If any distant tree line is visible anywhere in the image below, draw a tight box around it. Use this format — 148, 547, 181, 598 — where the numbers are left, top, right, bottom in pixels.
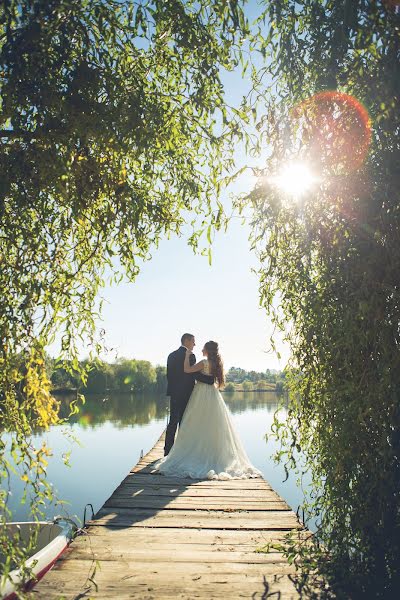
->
11, 352, 285, 396
50, 357, 167, 394
224, 366, 286, 393
51, 359, 286, 394
225, 366, 280, 383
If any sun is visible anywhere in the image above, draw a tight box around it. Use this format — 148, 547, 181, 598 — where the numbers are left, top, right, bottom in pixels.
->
269, 162, 318, 199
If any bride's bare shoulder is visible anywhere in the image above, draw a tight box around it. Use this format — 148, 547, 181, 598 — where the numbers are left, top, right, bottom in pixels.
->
202, 358, 210, 374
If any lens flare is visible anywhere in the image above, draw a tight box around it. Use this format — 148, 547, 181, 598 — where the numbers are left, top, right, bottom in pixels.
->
269, 162, 318, 199
291, 91, 372, 175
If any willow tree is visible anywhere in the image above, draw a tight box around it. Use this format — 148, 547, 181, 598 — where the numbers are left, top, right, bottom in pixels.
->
0, 0, 249, 588
247, 1, 400, 597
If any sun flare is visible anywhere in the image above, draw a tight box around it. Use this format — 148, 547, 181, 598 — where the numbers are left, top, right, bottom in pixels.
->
269, 162, 318, 199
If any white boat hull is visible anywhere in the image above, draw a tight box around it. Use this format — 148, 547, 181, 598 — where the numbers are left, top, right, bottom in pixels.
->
1, 519, 76, 599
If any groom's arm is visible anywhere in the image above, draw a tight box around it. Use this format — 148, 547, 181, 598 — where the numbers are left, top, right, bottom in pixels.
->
195, 372, 214, 385
190, 354, 214, 385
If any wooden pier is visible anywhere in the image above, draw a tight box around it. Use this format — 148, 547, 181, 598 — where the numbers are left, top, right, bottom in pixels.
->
34, 432, 305, 599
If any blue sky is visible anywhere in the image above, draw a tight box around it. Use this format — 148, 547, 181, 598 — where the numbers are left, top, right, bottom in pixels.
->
97, 206, 290, 372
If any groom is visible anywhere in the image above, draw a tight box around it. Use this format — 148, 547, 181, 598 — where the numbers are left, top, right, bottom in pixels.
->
164, 333, 214, 456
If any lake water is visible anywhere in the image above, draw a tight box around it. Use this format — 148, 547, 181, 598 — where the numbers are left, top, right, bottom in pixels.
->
5, 391, 311, 527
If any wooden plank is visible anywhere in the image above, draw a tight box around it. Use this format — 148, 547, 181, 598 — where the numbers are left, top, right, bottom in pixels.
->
58, 543, 290, 564
108, 490, 284, 501
104, 494, 288, 511
35, 577, 300, 600
85, 525, 306, 546
82, 525, 309, 546
90, 507, 300, 530
34, 559, 302, 596
35, 556, 298, 580
112, 485, 278, 498
50, 557, 297, 576
124, 473, 272, 489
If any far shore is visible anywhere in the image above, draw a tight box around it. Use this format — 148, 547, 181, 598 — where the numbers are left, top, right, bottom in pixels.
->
52, 385, 279, 395
222, 387, 277, 393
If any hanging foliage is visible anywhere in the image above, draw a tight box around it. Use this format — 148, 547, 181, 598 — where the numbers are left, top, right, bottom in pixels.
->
0, 0, 249, 591
244, 1, 400, 597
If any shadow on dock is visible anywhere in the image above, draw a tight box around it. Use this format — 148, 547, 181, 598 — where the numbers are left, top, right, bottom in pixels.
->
93, 456, 197, 528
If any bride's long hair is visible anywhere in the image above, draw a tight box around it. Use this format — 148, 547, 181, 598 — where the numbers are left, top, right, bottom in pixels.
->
204, 341, 225, 388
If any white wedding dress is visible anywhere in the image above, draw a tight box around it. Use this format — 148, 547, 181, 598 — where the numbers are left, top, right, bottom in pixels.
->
155, 360, 262, 480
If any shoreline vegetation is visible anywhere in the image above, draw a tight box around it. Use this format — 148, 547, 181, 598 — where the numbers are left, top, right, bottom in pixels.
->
46, 356, 285, 395
222, 383, 279, 393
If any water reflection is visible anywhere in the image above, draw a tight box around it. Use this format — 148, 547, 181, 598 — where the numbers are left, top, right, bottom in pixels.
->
224, 391, 284, 414
58, 392, 170, 429
56, 390, 283, 428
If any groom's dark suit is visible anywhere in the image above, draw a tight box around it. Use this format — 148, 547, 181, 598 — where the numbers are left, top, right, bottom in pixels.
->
164, 346, 214, 456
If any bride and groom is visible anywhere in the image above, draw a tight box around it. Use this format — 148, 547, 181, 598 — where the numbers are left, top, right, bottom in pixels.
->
156, 333, 261, 480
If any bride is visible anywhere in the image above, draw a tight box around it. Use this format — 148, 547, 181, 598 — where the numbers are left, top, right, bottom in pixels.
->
155, 341, 261, 480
